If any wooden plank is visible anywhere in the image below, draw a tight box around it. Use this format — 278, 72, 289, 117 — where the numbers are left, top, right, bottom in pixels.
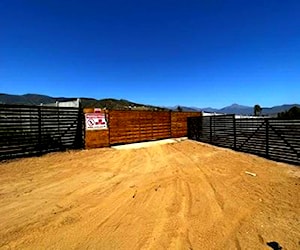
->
189, 115, 300, 165
1, 103, 83, 159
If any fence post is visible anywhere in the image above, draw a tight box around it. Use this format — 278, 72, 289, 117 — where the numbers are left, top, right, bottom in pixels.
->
198, 116, 202, 141
38, 106, 42, 154
210, 116, 212, 144
266, 119, 269, 158
233, 115, 236, 150
187, 117, 190, 139
169, 110, 172, 138
58, 106, 61, 149
79, 107, 85, 148
107, 110, 110, 147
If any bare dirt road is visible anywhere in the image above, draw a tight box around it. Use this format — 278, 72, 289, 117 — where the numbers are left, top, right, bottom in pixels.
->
0, 140, 299, 249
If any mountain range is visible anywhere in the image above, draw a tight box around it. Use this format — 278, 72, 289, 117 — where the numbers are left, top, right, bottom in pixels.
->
0, 93, 167, 111
174, 103, 300, 115
0, 93, 299, 115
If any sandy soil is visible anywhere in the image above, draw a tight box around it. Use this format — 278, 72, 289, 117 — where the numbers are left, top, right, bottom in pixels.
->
0, 140, 299, 250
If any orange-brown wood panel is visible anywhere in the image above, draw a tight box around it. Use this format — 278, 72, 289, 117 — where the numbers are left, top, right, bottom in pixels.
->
109, 110, 171, 145
84, 108, 110, 148
85, 130, 109, 148
84, 110, 200, 147
171, 112, 201, 137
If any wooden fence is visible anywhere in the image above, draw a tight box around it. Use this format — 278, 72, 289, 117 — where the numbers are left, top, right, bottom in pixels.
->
0, 104, 84, 160
85, 110, 201, 148
109, 110, 170, 145
187, 115, 300, 165
171, 112, 199, 138
109, 111, 201, 145
0, 105, 201, 158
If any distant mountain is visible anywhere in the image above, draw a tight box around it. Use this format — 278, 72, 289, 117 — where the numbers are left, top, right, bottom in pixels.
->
1, 93, 298, 115
261, 104, 300, 115
199, 107, 219, 113
0, 93, 55, 105
0, 93, 168, 111
200, 103, 300, 115
80, 98, 167, 110
219, 104, 253, 115
168, 106, 200, 112
164, 103, 300, 115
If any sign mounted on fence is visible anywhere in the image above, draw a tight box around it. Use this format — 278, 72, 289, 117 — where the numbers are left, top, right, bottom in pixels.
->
85, 112, 108, 130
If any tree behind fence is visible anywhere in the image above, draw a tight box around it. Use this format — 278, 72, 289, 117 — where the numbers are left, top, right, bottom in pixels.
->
188, 115, 300, 165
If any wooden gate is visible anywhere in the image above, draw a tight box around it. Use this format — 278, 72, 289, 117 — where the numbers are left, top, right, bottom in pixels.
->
187, 115, 300, 165
0, 104, 84, 159
109, 110, 171, 145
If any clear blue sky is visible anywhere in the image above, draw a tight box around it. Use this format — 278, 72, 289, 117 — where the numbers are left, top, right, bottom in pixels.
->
0, 0, 299, 108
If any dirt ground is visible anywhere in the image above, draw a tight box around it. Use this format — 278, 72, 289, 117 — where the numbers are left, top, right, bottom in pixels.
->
0, 140, 299, 250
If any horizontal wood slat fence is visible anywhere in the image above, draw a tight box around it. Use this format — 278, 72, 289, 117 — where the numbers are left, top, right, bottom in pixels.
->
108, 110, 200, 145
187, 115, 300, 165
109, 110, 170, 145
0, 104, 84, 160
84, 110, 201, 148
1, 104, 201, 159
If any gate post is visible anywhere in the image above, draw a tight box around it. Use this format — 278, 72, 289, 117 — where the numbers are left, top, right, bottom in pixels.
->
210, 116, 212, 144
75, 106, 84, 149
266, 119, 269, 158
38, 106, 42, 154
187, 117, 191, 139
233, 115, 236, 150
169, 110, 172, 138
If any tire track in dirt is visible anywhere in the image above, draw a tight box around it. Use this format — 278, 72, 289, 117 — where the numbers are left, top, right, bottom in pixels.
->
0, 140, 299, 249
168, 179, 193, 250
0, 150, 138, 248
166, 143, 225, 213
138, 177, 193, 250
55, 147, 176, 249
137, 145, 195, 249
164, 142, 257, 249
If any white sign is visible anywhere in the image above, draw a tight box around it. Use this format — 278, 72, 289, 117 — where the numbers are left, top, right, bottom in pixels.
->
85, 113, 108, 130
